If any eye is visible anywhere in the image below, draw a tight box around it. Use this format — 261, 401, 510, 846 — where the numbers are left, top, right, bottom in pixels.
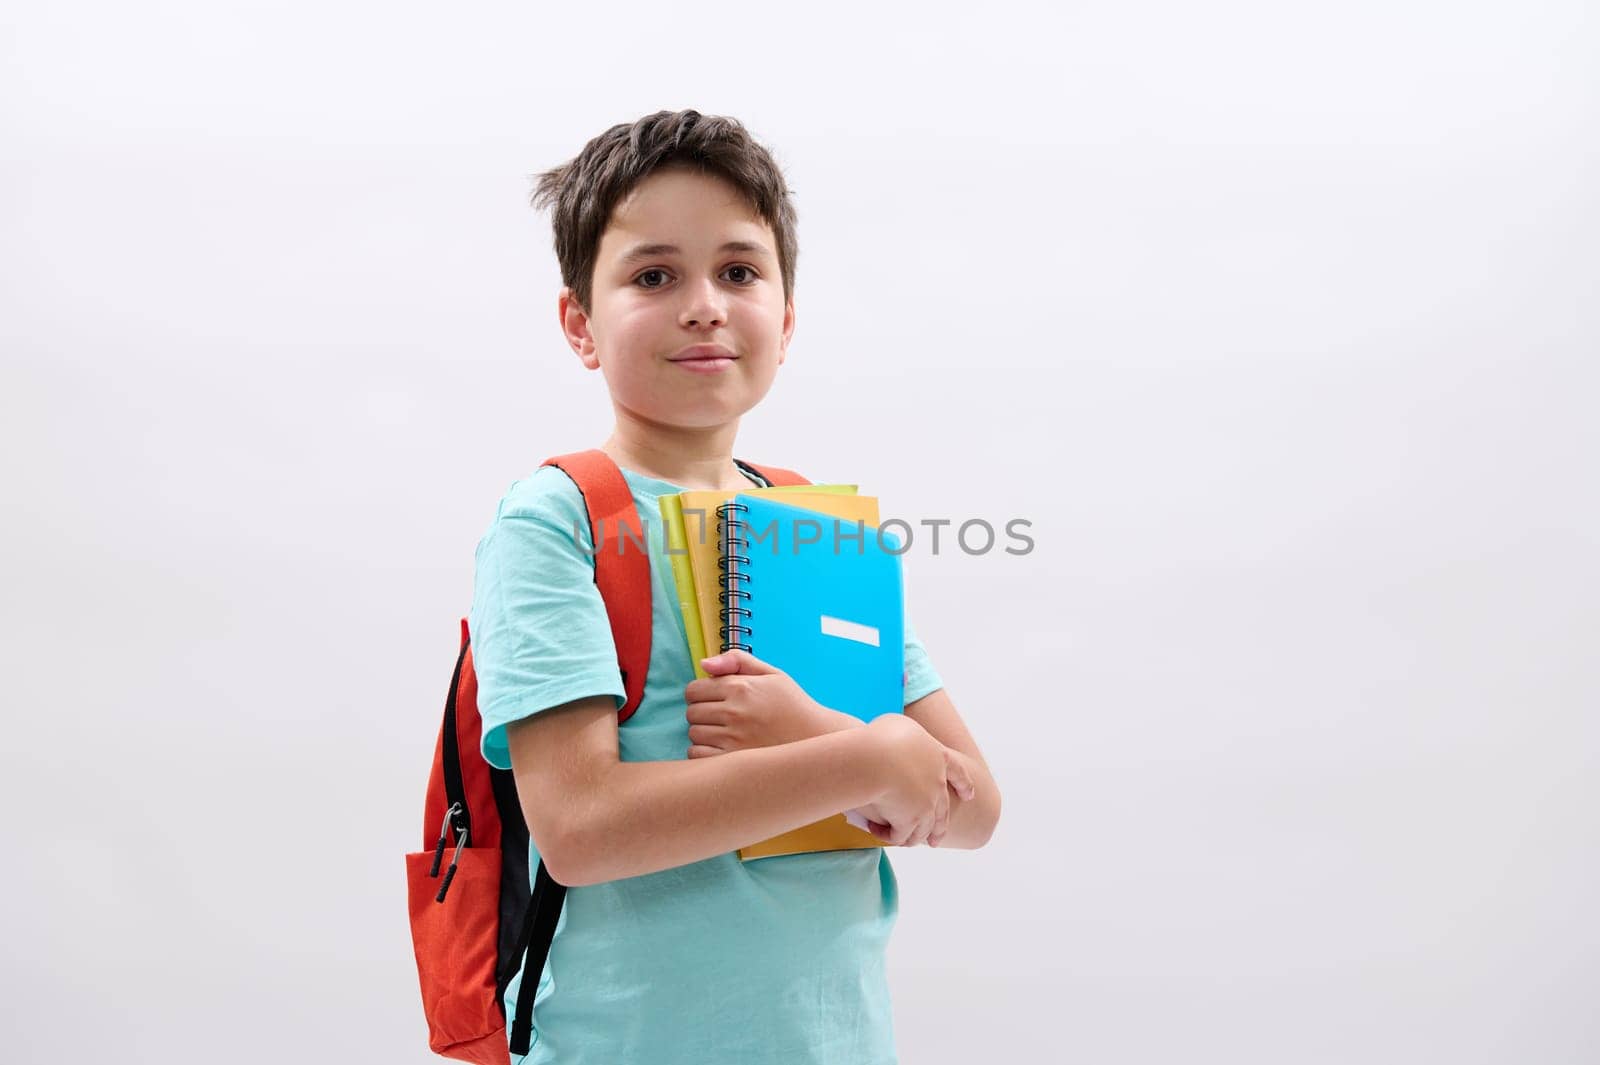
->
632, 264, 760, 289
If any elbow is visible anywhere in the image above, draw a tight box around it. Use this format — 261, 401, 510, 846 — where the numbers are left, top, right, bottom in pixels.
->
540, 837, 591, 887
523, 806, 597, 888
516, 761, 620, 887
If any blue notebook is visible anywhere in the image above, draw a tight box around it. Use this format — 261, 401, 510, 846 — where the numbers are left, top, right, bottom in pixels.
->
720, 494, 905, 722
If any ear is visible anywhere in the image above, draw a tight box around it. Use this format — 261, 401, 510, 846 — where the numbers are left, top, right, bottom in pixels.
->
778, 296, 795, 366
559, 286, 600, 370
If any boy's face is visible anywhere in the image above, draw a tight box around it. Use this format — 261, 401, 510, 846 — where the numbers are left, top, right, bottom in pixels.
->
560, 167, 794, 431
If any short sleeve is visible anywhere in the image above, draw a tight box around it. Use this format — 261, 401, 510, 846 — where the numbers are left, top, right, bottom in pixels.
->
468, 471, 626, 769
902, 612, 944, 707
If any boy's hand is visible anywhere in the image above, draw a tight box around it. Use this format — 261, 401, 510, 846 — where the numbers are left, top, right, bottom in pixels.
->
844, 716, 962, 848
846, 745, 977, 847
684, 651, 840, 757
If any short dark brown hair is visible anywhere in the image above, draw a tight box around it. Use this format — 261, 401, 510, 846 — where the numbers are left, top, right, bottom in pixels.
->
530, 109, 799, 313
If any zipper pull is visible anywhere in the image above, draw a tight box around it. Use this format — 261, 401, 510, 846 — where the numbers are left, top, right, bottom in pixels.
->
428, 801, 462, 878
435, 824, 470, 903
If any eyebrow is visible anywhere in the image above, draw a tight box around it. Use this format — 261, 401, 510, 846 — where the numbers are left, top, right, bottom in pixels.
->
617, 240, 773, 264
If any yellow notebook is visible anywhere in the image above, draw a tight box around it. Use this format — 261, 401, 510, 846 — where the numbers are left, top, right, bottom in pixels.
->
658, 493, 709, 669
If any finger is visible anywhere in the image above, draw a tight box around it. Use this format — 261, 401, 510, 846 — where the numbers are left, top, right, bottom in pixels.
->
687, 723, 731, 748
945, 751, 977, 802
702, 649, 777, 676
698, 653, 742, 677
684, 701, 730, 726
903, 815, 931, 849
687, 744, 724, 758
684, 678, 726, 702
849, 805, 886, 835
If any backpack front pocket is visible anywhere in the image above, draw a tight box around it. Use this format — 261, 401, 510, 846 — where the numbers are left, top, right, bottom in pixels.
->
405, 846, 510, 1064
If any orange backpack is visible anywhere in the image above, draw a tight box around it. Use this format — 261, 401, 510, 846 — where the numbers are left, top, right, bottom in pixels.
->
405, 449, 809, 1062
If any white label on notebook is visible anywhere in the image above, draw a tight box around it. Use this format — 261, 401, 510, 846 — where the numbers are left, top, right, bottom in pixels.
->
819, 614, 880, 647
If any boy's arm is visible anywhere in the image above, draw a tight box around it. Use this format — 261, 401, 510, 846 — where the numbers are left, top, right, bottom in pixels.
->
508, 695, 904, 886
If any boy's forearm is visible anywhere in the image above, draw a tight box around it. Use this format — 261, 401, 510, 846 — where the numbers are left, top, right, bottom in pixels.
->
562, 726, 886, 886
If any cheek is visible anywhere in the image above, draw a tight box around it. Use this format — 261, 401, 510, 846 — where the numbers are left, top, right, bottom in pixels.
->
594, 315, 664, 383
602, 308, 655, 353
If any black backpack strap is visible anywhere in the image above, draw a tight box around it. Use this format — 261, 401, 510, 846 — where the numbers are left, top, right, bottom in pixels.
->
508, 859, 567, 1056
733, 457, 774, 487
734, 457, 810, 487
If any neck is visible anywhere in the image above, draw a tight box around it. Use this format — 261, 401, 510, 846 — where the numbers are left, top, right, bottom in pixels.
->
601, 416, 752, 492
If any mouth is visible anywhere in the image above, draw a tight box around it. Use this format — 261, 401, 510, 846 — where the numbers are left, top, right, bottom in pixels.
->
670, 356, 737, 374
669, 344, 739, 364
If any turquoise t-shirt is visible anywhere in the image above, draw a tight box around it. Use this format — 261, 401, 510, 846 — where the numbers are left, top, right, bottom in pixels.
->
468, 462, 944, 1065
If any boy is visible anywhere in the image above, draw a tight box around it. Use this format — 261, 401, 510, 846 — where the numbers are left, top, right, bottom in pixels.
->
469, 109, 1002, 1064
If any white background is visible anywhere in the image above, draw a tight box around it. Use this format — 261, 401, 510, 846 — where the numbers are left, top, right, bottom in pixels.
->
3, 2, 1596, 1062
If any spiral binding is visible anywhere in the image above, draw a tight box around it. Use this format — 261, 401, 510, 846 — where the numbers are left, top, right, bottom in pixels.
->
716, 500, 754, 652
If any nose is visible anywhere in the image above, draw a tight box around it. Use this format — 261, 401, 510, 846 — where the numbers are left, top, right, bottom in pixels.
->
678, 275, 728, 330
